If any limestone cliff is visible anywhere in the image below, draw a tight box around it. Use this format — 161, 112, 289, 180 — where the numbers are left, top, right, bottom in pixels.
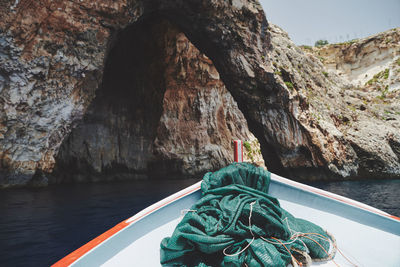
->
313, 28, 400, 90
296, 27, 400, 179
0, 0, 134, 186
153, 25, 264, 175
1, 0, 268, 186
0, 0, 399, 187
54, 21, 264, 183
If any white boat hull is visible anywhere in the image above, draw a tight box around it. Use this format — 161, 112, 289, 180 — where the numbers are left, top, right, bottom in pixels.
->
53, 173, 400, 267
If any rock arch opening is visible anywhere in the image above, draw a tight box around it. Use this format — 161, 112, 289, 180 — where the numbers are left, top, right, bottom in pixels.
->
53, 17, 267, 183
6, 1, 398, 186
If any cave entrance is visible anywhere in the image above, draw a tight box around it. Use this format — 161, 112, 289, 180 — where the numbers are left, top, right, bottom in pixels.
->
54, 18, 266, 183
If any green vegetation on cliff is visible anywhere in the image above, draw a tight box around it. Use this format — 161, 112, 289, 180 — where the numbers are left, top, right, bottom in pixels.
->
365, 69, 389, 86
315, 39, 328, 47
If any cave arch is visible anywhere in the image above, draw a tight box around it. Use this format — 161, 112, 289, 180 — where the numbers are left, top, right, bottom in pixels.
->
2, 0, 386, 186
148, 2, 289, 175
54, 17, 168, 182
54, 15, 281, 182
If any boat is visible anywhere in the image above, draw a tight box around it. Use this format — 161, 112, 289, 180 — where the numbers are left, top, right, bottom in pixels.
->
53, 141, 400, 267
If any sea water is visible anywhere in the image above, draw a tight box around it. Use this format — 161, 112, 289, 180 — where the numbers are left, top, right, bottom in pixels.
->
0, 178, 399, 266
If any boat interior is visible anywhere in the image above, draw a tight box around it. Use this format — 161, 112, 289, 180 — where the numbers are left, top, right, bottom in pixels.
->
68, 173, 400, 266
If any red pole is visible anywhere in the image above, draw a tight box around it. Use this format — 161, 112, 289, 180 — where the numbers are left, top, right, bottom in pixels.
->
233, 140, 243, 163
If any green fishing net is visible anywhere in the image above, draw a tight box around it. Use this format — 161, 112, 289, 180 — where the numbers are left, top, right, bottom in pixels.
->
160, 163, 334, 266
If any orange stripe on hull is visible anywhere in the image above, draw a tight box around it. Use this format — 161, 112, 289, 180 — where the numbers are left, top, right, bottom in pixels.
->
390, 215, 400, 221
52, 184, 201, 266
52, 220, 129, 267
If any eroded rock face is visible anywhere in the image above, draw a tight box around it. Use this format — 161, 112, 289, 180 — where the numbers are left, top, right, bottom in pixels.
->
154, 24, 264, 175
1, 0, 274, 187
265, 25, 358, 180
54, 20, 264, 182
1, 0, 399, 186
313, 28, 400, 90
0, 0, 133, 186
53, 19, 167, 182
243, 24, 400, 181
294, 26, 400, 179
311, 28, 400, 179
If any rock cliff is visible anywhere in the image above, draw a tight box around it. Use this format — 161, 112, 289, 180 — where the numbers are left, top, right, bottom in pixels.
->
313, 28, 400, 90
302, 28, 400, 179
0, 0, 399, 187
54, 21, 264, 183
154, 24, 265, 176
269, 24, 399, 180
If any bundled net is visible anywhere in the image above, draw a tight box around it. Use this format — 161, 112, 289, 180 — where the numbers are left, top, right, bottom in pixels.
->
160, 163, 335, 266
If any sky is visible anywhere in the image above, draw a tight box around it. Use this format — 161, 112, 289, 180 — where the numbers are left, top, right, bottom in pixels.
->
259, 0, 400, 45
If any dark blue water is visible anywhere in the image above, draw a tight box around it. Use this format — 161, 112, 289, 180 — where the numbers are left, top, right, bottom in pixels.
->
0, 178, 399, 267
0, 178, 199, 267
307, 179, 400, 217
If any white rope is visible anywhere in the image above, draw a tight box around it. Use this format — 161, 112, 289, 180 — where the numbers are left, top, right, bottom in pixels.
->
260, 217, 302, 246
223, 237, 255, 257
223, 203, 304, 257
248, 201, 256, 236
218, 201, 352, 267
221, 201, 337, 266
223, 201, 256, 257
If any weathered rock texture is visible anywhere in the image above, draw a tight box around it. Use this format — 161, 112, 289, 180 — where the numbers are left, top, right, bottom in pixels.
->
313, 28, 400, 90
0, 0, 399, 187
54, 20, 263, 182
0, 0, 275, 187
296, 27, 400, 179
153, 23, 264, 175
0, 1, 138, 186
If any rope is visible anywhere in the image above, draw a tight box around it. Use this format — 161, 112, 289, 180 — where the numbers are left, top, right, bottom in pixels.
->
299, 232, 359, 267
300, 232, 336, 262
336, 247, 360, 267
301, 235, 340, 267
248, 201, 256, 236
223, 201, 256, 257
222, 237, 255, 257
221, 201, 359, 267
302, 232, 359, 267
270, 237, 302, 267
222, 202, 302, 267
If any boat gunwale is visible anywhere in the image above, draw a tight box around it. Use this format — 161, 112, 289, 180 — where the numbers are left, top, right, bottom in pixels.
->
270, 173, 400, 220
